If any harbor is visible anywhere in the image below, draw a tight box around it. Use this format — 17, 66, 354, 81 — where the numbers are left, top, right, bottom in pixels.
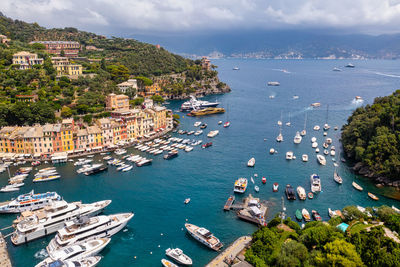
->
206, 236, 252, 267
224, 195, 268, 226
0, 59, 399, 266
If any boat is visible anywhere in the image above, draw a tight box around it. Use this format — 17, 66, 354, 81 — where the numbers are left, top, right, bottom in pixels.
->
39, 256, 102, 267
312, 210, 322, 221
368, 192, 379, 201
295, 209, 302, 221
47, 213, 134, 253
315, 148, 320, 153
333, 67, 342, 71
262, 177, 267, 184
293, 131, 302, 144
392, 206, 400, 214
84, 165, 108, 175
207, 130, 219, 138
200, 123, 208, 129
322, 142, 329, 149
114, 149, 127, 155
184, 198, 190, 204
334, 169, 343, 184
189, 108, 225, 116
317, 155, 326, 165
0, 184, 23, 192
36, 238, 110, 266
285, 151, 293, 160
33, 175, 61, 183
276, 132, 283, 142
330, 148, 336, 156
310, 174, 321, 193
323, 149, 329, 155
194, 121, 202, 127
269, 148, 275, 154
184, 223, 223, 251
187, 131, 195, 135
166, 248, 192, 265
234, 178, 248, 193
297, 186, 306, 200
194, 130, 203, 136
352, 181, 363, 191
285, 184, 296, 200
311, 102, 321, 107
286, 112, 291, 126
122, 166, 133, 172
302, 209, 311, 222
325, 138, 333, 144
218, 121, 222, 125
345, 63, 355, 68
308, 192, 314, 199
164, 151, 178, 160
136, 159, 153, 167
202, 142, 212, 148
313, 125, 320, 131
311, 137, 317, 143
254, 186, 259, 192
0, 191, 62, 214
185, 146, 193, 152
267, 81, 280, 86
293, 95, 299, 99
323, 105, 330, 131
247, 158, 255, 167
181, 96, 220, 111
250, 177, 254, 184
161, 259, 178, 267
223, 121, 230, 128
11, 199, 111, 245
302, 154, 308, 162
272, 182, 278, 192
233, 67, 239, 70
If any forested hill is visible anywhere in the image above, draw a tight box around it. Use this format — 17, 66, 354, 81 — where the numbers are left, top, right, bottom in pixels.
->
0, 13, 191, 76
341, 90, 400, 184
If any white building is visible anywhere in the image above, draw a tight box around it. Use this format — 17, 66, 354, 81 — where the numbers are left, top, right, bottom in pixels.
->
117, 79, 138, 94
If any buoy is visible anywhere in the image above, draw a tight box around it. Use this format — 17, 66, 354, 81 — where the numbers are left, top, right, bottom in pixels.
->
185, 218, 188, 221
158, 245, 161, 248
160, 233, 163, 236
150, 251, 153, 254
134, 256, 137, 259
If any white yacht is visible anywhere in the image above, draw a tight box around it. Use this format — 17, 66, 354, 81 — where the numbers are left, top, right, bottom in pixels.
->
310, 174, 322, 193
312, 142, 318, 148
313, 125, 320, 131
166, 248, 193, 265
11, 200, 111, 245
286, 151, 294, 160
181, 96, 220, 111
185, 223, 223, 251
297, 186, 306, 200
302, 154, 308, 162
0, 191, 61, 214
293, 131, 302, 144
194, 121, 202, 127
0, 184, 22, 192
47, 213, 134, 253
36, 238, 110, 267
114, 149, 127, 155
194, 130, 203, 136
37, 256, 101, 267
247, 158, 255, 167
267, 81, 280, 86
311, 137, 317, 143
317, 155, 326, 165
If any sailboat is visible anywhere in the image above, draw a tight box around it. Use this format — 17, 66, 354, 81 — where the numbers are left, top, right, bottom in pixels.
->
286, 112, 291, 127
277, 111, 283, 126
224, 102, 230, 127
301, 112, 307, 136
333, 166, 343, 184
276, 127, 283, 142
323, 105, 330, 131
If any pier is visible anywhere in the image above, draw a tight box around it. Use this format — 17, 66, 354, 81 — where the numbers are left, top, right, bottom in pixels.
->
224, 194, 268, 226
206, 236, 252, 267
0, 233, 12, 267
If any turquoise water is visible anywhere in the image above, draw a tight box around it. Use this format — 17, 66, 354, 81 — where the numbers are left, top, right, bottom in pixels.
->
1, 59, 400, 266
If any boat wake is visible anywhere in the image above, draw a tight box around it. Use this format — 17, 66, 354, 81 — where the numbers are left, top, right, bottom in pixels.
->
272, 68, 291, 74
374, 71, 400, 78
34, 249, 48, 259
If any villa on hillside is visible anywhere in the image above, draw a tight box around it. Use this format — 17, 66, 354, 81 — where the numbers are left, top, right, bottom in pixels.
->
117, 79, 138, 94
12, 51, 44, 70
29, 41, 80, 57
51, 57, 82, 76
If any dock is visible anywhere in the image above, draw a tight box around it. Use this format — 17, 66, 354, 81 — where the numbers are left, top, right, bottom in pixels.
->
0, 232, 12, 267
206, 236, 252, 267
224, 194, 268, 226
223, 195, 235, 211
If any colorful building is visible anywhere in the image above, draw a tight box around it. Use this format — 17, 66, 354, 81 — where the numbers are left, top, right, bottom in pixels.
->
61, 119, 74, 152
30, 41, 80, 57
12, 51, 44, 70
106, 94, 130, 111
51, 57, 82, 76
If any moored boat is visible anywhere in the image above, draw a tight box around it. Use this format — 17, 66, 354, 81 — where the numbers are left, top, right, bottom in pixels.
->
312, 210, 322, 221
293, 131, 302, 144
166, 248, 192, 265
272, 182, 278, 192
234, 178, 248, 193
0, 191, 61, 214
247, 157, 255, 167
297, 186, 306, 200
317, 155, 326, 165
202, 142, 212, 148
302, 154, 308, 162
185, 223, 223, 251
254, 185, 259, 192
262, 177, 267, 184
352, 181, 363, 191
310, 174, 321, 193
295, 209, 302, 221
302, 209, 311, 222
285, 184, 296, 200
334, 170, 343, 184
162, 259, 178, 267
308, 192, 314, 199
368, 192, 379, 201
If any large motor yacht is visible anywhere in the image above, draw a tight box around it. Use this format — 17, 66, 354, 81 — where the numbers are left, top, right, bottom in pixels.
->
37, 256, 102, 267
181, 96, 220, 111
47, 213, 134, 254
11, 199, 111, 245
0, 190, 61, 214
310, 174, 322, 193
185, 223, 223, 251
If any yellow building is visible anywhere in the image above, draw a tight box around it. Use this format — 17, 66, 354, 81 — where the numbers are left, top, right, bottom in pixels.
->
51, 57, 82, 76
12, 51, 44, 70
61, 118, 74, 152
106, 94, 130, 111
140, 82, 162, 97
152, 106, 167, 130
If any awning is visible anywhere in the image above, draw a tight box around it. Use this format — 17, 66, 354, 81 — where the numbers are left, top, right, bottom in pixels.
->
86, 148, 92, 151
67, 151, 75, 154
74, 149, 85, 153
92, 146, 102, 150
33, 153, 41, 158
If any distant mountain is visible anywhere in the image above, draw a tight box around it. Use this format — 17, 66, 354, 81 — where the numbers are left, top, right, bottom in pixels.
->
133, 30, 400, 59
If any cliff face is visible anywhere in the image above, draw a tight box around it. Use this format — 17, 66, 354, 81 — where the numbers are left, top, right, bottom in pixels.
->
352, 162, 400, 191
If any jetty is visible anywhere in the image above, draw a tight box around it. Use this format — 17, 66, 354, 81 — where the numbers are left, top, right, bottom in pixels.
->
206, 236, 252, 267
0, 233, 12, 267
224, 194, 268, 226
223, 195, 235, 211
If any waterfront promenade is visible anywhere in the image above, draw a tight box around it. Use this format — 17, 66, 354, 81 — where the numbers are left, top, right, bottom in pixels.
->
206, 236, 252, 267
0, 233, 11, 267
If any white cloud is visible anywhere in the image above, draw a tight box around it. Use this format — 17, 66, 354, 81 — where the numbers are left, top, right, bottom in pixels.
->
1, 0, 400, 34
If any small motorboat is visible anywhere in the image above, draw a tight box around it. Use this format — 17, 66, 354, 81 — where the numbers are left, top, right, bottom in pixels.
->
269, 148, 275, 154
250, 177, 254, 184
334, 171, 343, 184
368, 192, 379, 201
312, 142, 318, 148
162, 259, 178, 267
313, 125, 320, 131
272, 182, 278, 192
302, 154, 308, 162
302, 208, 311, 222
254, 173, 258, 177
352, 181, 363, 191
308, 192, 314, 199
184, 198, 191, 204
202, 142, 212, 148
315, 148, 320, 153
166, 248, 193, 265
324, 149, 329, 155
254, 186, 259, 192
223, 121, 230, 128
0, 184, 21, 192
312, 210, 322, 221
286, 151, 294, 160
247, 157, 256, 167
295, 209, 302, 221
262, 177, 267, 184
317, 155, 326, 165
218, 121, 222, 125
194, 121, 202, 127
200, 123, 208, 129
311, 137, 317, 143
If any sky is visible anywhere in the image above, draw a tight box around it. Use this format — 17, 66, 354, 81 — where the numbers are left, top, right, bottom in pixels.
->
2, 0, 400, 36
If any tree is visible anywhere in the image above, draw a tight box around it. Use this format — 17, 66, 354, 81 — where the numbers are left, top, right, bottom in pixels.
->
83, 114, 92, 124
314, 239, 364, 267
31, 43, 46, 50
151, 94, 164, 104
60, 50, 65, 57
61, 106, 72, 118
276, 240, 308, 266
131, 97, 144, 106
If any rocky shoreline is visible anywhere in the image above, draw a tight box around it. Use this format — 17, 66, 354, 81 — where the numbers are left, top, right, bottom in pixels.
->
353, 162, 400, 191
